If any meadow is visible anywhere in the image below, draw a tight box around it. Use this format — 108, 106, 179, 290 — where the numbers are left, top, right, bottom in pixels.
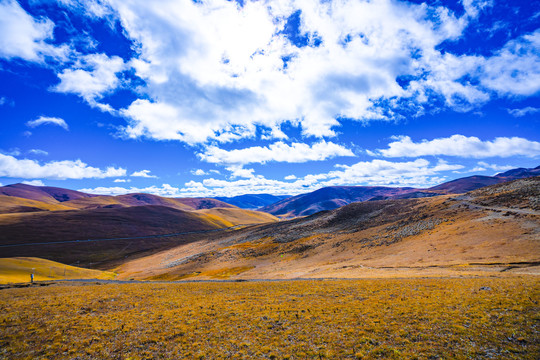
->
1, 277, 538, 359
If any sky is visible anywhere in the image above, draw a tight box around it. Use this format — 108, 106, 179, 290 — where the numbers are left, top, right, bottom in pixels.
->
0, 0, 539, 197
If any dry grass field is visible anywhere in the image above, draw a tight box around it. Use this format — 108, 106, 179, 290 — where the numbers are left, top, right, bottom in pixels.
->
1, 277, 538, 359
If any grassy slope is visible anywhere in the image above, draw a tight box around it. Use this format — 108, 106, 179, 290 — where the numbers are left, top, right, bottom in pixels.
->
0, 205, 224, 245
0, 195, 76, 214
116, 177, 540, 280
0, 206, 278, 269
0, 257, 115, 284
196, 207, 279, 226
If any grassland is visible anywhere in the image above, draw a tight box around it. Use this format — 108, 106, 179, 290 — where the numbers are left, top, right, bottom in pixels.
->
0, 257, 115, 284
1, 277, 538, 359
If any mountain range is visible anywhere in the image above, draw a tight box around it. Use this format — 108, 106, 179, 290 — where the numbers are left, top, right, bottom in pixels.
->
260, 166, 540, 217
215, 194, 291, 209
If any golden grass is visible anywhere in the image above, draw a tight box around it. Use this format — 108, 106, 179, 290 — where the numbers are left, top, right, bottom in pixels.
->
0, 257, 116, 284
0, 277, 538, 359
197, 208, 279, 225
0, 195, 75, 213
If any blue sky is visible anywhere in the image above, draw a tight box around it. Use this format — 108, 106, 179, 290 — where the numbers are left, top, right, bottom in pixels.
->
0, 0, 539, 197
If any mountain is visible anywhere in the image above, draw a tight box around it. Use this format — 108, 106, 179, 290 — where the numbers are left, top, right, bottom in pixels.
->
0, 205, 226, 245
62, 193, 234, 211
260, 186, 428, 217
428, 166, 540, 193
0, 183, 236, 212
0, 183, 95, 204
215, 194, 291, 209
116, 176, 540, 280
261, 165, 540, 217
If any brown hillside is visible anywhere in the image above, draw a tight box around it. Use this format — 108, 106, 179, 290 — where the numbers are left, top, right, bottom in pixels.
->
63, 193, 195, 211
116, 177, 540, 280
196, 208, 279, 227
0, 205, 222, 245
0, 183, 95, 204
0, 195, 76, 214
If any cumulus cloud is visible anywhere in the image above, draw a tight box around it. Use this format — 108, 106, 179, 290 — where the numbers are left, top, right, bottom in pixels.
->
79, 183, 180, 196
101, 0, 536, 144
101, 0, 498, 143
54, 53, 126, 110
507, 107, 540, 117
479, 30, 540, 96
131, 169, 158, 178
0, 0, 69, 62
199, 141, 354, 165
26, 116, 69, 130
472, 161, 515, 172
22, 180, 45, 186
79, 158, 458, 197
28, 149, 49, 156
6, 0, 537, 145
371, 135, 540, 158
192, 169, 208, 176
0, 153, 126, 179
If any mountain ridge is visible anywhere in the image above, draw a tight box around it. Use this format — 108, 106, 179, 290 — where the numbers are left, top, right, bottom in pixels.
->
260, 165, 540, 217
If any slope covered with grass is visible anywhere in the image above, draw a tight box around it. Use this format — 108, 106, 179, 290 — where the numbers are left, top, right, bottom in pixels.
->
0, 257, 115, 284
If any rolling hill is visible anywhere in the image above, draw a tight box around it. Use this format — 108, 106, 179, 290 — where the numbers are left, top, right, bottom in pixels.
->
116, 176, 540, 280
0, 257, 115, 284
261, 165, 540, 217
0, 184, 236, 212
0, 195, 76, 214
0, 205, 227, 245
260, 186, 433, 217
0, 183, 95, 204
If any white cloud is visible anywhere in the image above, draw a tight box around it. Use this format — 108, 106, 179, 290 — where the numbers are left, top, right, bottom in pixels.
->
479, 30, 540, 96
131, 169, 158, 178
284, 175, 297, 180
199, 140, 354, 165
0, 153, 126, 179
0, 0, 69, 62
225, 166, 255, 179
22, 180, 45, 186
191, 169, 208, 176
103, 0, 478, 143
79, 183, 180, 196
6, 0, 534, 146
180, 158, 459, 197
79, 158, 459, 198
507, 107, 540, 117
476, 161, 514, 172
3, 148, 21, 156
461, 0, 493, 19
113, 178, 130, 183
28, 149, 49, 156
26, 116, 69, 130
54, 53, 126, 110
371, 135, 540, 158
